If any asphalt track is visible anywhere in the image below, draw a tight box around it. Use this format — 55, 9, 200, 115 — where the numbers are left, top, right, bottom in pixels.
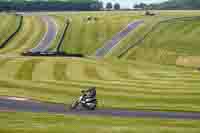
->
95, 20, 144, 57
1, 96, 200, 120
30, 16, 57, 52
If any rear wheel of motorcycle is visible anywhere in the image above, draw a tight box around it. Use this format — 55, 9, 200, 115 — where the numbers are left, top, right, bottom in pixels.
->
87, 104, 96, 110
91, 105, 96, 110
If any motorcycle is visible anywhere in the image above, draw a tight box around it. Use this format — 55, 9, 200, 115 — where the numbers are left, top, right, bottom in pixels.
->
70, 88, 97, 110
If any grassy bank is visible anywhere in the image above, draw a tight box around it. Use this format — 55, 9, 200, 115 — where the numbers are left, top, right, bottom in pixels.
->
1, 10, 200, 132
125, 17, 200, 65
55, 12, 143, 55
1, 112, 200, 133
0, 14, 19, 46
0, 57, 199, 112
0, 16, 46, 54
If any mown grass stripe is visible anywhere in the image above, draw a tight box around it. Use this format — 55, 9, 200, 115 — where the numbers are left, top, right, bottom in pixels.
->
95, 65, 122, 80
0, 16, 34, 54
0, 13, 200, 113
0, 15, 22, 49
14, 16, 46, 53
0, 75, 200, 112
54, 62, 68, 81
66, 60, 87, 80
15, 59, 42, 80
2, 111, 200, 133
32, 60, 55, 81
0, 58, 12, 68
50, 78, 200, 92
0, 15, 17, 44
60, 13, 142, 55
126, 18, 200, 66
84, 64, 102, 80
0, 59, 26, 79
1, 78, 200, 112
0, 16, 45, 54
0, 15, 11, 39
43, 80, 200, 96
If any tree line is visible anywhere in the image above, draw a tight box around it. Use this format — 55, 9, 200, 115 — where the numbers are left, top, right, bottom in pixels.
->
97, 2, 121, 10
134, 0, 200, 10
0, 1, 123, 11
0, 1, 101, 11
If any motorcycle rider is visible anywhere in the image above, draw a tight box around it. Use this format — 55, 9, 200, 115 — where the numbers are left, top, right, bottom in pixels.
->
80, 87, 97, 109
81, 87, 96, 98
70, 87, 97, 110
81, 87, 96, 100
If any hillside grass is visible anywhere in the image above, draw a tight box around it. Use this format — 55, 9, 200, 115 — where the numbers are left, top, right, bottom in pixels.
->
1, 112, 200, 133
0, 14, 19, 46
124, 13, 200, 66
105, 11, 200, 58
106, 16, 160, 58
0, 11, 199, 112
0, 12, 145, 55
56, 12, 144, 55
0, 56, 200, 112
0, 16, 46, 55
0, 11, 200, 132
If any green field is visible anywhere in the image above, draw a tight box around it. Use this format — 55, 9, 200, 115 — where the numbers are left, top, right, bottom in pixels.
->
54, 12, 143, 55
0, 11, 200, 132
0, 57, 200, 112
0, 14, 19, 46
0, 15, 45, 54
125, 16, 200, 66
1, 112, 200, 133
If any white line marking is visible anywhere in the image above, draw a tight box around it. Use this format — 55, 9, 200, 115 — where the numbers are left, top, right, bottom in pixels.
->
6, 97, 28, 101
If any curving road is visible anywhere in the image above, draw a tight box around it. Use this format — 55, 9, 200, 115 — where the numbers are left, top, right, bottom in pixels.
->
95, 20, 144, 57
1, 96, 200, 120
30, 16, 57, 53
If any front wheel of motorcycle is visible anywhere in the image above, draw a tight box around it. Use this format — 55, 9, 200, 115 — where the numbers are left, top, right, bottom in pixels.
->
70, 100, 79, 110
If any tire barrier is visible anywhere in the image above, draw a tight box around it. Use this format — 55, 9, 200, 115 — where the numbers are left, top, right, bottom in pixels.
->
0, 15, 23, 49
22, 51, 84, 57
118, 16, 200, 58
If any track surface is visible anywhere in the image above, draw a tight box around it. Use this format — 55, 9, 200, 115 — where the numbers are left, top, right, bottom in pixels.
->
95, 20, 143, 57
1, 96, 200, 120
30, 16, 57, 52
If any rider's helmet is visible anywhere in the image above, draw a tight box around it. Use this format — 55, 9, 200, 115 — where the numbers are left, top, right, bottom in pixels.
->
81, 90, 85, 94
87, 87, 96, 98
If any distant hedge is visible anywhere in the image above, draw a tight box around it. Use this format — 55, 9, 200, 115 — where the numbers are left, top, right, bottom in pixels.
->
0, 0, 97, 3
0, 1, 100, 11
